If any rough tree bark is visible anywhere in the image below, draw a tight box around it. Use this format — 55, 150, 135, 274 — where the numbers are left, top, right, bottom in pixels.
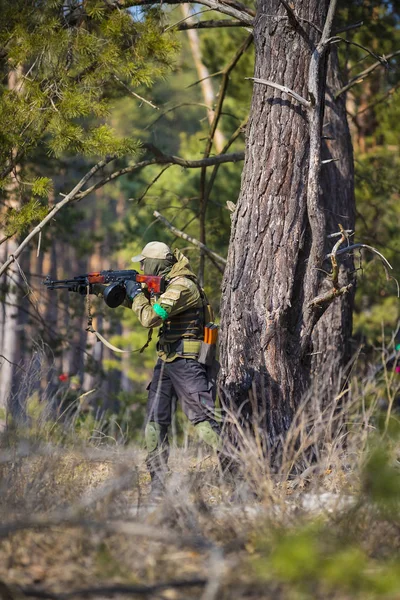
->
219, 0, 355, 446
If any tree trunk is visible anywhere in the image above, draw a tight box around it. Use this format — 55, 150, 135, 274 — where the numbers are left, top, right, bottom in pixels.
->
219, 0, 355, 447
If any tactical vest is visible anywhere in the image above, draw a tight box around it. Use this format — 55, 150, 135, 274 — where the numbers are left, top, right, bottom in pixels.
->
157, 277, 213, 358
160, 305, 204, 343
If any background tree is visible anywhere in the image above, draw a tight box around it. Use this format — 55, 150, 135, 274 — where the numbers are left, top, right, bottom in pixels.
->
219, 0, 355, 446
0, 0, 179, 410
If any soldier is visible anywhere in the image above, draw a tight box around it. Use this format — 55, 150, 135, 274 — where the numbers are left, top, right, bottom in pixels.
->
125, 241, 221, 500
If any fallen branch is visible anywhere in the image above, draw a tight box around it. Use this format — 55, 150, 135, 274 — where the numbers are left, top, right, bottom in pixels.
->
0, 516, 212, 550
21, 579, 207, 599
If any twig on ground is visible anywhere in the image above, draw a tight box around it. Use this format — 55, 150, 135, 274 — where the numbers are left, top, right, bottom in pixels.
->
21, 580, 207, 599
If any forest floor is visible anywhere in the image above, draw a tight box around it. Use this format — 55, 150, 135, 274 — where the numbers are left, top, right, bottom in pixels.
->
1, 438, 399, 600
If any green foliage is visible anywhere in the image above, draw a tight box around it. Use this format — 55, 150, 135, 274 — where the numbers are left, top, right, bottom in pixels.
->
1, 198, 48, 237
362, 445, 400, 513
0, 0, 179, 183
335, 2, 400, 345
31, 177, 53, 198
251, 514, 400, 599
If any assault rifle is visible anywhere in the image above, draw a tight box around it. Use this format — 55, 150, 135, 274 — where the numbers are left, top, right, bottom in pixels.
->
43, 269, 166, 308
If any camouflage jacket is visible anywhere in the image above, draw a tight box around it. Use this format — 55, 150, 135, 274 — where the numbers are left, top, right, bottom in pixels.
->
131, 249, 205, 362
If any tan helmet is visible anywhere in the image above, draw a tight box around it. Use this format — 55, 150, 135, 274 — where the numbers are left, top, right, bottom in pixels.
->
131, 241, 172, 263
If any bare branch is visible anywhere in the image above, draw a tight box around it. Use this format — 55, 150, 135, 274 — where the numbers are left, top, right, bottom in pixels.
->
329, 36, 386, 64
326, 243, 393, 271
335, 49, 400, 98
248, 77, 311, 108
278, 0, 322, 34
321, 158, 339, 164
206, 117, 247, 199
327, 230, 353, 238
146, 102, 213, 129
279, 0, 298, 25
0, 156, 117, 278
178, 19, 248, 30
309, 226, 353, 309
0, 354, 26, 373
308, 283, 353, 309
135, 165, 171, 203
164, 7, 211, 31
333, 20, 363, 35
75, 151, 245, 202
187, 70, 224, 89
154, 210, 226, 270
130, 0, 254, 24
113, 75, 159, 110
352, 84, 399, 117
320, 0, 338, 44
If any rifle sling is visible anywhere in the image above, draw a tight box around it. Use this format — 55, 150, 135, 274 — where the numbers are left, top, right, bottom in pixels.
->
85, 290, 153, 353
86, 325, 153, 354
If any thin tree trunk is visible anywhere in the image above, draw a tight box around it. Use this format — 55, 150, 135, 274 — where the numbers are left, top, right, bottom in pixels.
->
180, 4, 226, 153
219, 0, 355, 447
0, 69, 23, 412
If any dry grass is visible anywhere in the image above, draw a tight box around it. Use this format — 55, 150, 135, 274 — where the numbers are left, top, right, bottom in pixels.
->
0, 355, 399, 599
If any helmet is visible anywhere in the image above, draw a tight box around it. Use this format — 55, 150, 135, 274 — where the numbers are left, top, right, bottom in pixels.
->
131, 241, 172, 263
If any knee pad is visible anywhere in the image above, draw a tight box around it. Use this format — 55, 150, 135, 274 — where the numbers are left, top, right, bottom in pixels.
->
145, 421, 162, 452
194, 421, 220, 450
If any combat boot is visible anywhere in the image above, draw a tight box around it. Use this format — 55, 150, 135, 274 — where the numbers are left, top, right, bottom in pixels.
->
148, 470, 165, 503
145, 422, 169, 503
